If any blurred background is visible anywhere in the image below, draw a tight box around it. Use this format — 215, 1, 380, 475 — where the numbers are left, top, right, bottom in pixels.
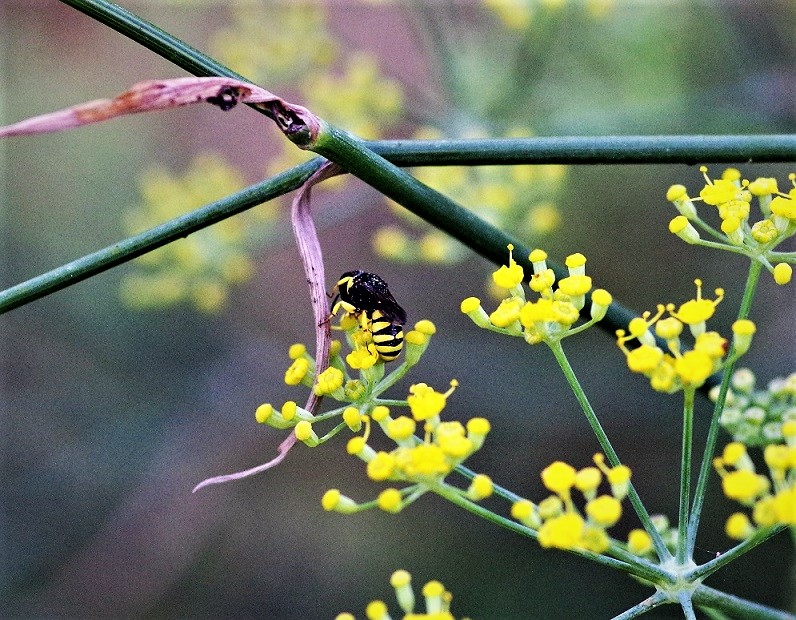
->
1, 1, 794, 618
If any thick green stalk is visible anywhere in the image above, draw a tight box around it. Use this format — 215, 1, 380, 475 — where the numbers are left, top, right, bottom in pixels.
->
0, 159, 321, 314
547, 340, 672, 564
677, 388, 696, 564
686, 261, 763, 557
60, 1, 796, 163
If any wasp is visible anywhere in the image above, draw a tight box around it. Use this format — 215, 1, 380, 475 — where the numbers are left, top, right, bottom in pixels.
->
331, 270, 406, 362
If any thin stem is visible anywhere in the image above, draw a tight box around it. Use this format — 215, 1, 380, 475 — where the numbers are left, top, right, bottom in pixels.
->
679, 592, 697, 620
611, 592, 670, 620
438, 486, 666, 581
547, 340, 672, 564
686, 261, 763, 557
684, 525, 785, 582
677, 388, 696, 564
692, 584, 794, 620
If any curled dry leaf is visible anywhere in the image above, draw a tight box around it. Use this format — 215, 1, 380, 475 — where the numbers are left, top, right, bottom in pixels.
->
192, 162, 342, 493
0, 76, 320, 144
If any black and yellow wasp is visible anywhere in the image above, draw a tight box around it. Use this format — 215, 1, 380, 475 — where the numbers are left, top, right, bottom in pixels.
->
330, 270, 406, 362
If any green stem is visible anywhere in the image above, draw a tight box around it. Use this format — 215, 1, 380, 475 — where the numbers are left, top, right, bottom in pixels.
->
0, 159, 321, 314
437, 485, 670, 582
547, 340, 672, 564
686, 261, 763, 557
677, 388, 696, 564
692, 584, 794, 620
684, 525, 785, 582
611, 592, 671, 620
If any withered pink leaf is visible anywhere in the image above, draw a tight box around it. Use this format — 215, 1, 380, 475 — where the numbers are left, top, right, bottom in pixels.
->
192, 163, 341, 493
0, 76, 319, 142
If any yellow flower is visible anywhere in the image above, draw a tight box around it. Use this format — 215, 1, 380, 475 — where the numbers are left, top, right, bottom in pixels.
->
313, 366, 345, 396
284, 357, 311, 386
722, 470, 768, 503
674, 350, 714, 388
492, 244, 525, 289
627, 529, 653, 555
407, 381, 457, 421
541, 461, 577, 495
585, 495, 622, 527
538, 512, 585, 550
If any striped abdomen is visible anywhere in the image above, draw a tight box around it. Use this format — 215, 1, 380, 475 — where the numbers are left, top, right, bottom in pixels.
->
369, 310, 404, 362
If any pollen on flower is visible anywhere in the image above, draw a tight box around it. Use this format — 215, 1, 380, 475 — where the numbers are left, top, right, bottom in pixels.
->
367, 451, 397, 481
414, 319, 437, 335
541, 461, 577, 495
674, 349, 714, 387
557, 274, 592, 297
288, 343, 307, 359
529, 248, 548, 266
626, 344, 665, 373
386, 416, 417, 441
371, 405, 391, 422
565, 252, 587, 275
255, 403, 273, 424
322, 489, 342, 511
669, 215, 701, 243
407, 382, 456, 421
467, 474, 494, 500
770, 195, 796, 220
722, 442, 748, 466
284, 357, 311, 385
282, 400, 298, 421
492, 244, 525, 289
585, 495, 622, 527
396, 443, 452, 478
656, 317, 684, 340
511, 499, 540, 527
377, 488, 403, 513
346, 343, 380, 370
773, 262, 792, 285
722, 470, 769, 503
347, 436, 376, 461
731, 319, 757, 355
489, 298, 523, 328
538, 511, 585, 550
627, 529, 653, 555
343, 406, 363, 431
666, 184, 689, 202
670, 279, 724, 326
590, 288, 612, 321
314, 366, 345, 396
574, 466, 602, 498
365, 599, 389, 619
725, 512, 755, 540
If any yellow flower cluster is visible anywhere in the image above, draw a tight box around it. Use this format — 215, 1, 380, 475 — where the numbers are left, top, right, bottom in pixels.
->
323, 380, 492, 515
510, 454, 647, 555
714, 434, 796, 540
121, 154, 276, 313
461, 246, 612, 345
336, 570, 462, 620
667, 167, 796, 285
374, 128, 565, 265
258, 319, 438, 444
616, 279, 755, 393
715, 368, 796, 447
